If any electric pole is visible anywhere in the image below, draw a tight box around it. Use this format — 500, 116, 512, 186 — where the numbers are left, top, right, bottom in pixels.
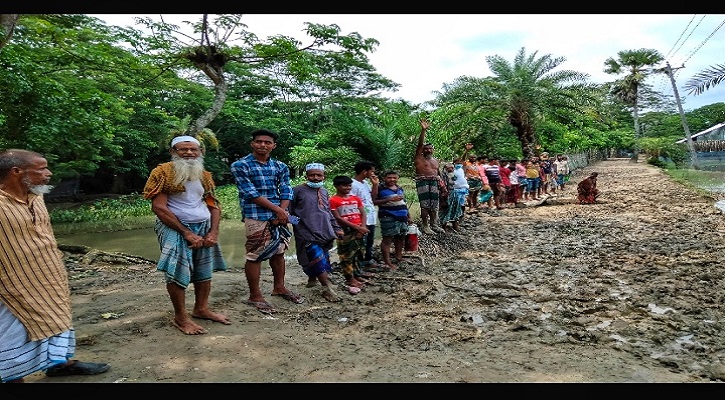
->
664, 61, 699, 170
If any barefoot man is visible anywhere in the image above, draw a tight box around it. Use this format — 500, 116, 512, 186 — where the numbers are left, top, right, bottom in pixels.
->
414, 118, 446, 234
143, 135, 231, 334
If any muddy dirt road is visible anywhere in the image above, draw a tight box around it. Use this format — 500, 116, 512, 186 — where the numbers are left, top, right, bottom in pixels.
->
23, 159, 725, 383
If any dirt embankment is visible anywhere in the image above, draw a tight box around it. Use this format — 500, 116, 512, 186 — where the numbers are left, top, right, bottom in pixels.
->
23, 159, 725, 383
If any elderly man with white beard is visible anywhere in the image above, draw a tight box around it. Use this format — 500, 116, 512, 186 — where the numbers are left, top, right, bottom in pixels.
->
143, 135, 231, 335
0, 149, 110, 382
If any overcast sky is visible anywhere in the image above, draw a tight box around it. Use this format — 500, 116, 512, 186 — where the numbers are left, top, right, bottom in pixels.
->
92, 14, 725, 112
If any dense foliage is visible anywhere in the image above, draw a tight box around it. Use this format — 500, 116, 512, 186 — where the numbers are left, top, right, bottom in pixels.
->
2, 13, 723, 204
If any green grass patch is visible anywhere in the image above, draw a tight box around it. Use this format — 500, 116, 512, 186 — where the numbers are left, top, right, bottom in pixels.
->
664, 168, 725, 198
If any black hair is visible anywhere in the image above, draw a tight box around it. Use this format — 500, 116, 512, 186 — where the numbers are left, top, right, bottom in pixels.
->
0, 149, 44, 179
332, 175, 353, 186
251, 129, 278, 142
383, 170, 399, 177
354, 160, 376, 175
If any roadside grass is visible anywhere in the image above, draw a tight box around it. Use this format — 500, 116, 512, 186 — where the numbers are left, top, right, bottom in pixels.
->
664, 168, 725, 200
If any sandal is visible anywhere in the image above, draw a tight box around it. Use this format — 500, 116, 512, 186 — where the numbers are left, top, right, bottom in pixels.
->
271, 291, 305, 304
245, 300, 276, 314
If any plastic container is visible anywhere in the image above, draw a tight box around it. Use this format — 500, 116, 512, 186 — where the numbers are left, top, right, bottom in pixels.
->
405, 224, 420, 252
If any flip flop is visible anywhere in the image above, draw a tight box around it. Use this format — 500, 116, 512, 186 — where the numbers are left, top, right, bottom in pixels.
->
245, 300, 276, 314
271, 291, 305, 304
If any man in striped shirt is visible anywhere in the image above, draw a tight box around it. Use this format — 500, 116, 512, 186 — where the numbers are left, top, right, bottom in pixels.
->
0, 149, 110, 382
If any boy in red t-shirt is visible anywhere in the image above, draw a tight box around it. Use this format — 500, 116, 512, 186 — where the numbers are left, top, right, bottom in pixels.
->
329, 175, 370, 294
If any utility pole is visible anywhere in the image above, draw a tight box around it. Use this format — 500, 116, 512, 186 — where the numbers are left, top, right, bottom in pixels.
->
664, 62, 699, 170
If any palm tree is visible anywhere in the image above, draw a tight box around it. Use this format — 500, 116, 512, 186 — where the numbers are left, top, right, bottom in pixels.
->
684, 63, 725, 95
432, 47, 598, 159
603, 48, 665, 162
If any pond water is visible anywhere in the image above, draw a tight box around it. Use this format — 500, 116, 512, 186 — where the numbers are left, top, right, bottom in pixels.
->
54, 219, 387, 268
54, 220, 298, 268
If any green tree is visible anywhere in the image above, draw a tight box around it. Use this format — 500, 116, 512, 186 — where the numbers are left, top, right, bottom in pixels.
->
130, 14, 397, 139
431, 47, 598, 159
603, 48, 665, 162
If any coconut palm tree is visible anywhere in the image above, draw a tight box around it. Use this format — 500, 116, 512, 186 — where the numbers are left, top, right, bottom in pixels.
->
684, 63, 725, 95
432, 47, 598, 159
603, 48, 665, 162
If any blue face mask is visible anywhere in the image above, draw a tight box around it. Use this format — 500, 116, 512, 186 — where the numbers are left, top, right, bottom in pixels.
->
454, 164, 463, 170
306, 181, 324, 189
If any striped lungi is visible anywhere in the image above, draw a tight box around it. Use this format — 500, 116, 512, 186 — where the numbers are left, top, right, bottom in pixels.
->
0, 302, 75, 382
415, 176, 440, 210
244, 218, 291, 262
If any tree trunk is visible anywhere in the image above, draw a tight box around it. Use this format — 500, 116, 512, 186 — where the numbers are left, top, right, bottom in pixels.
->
631, 99, 640, 163
0, 14, 19, 52
511, 111, 536, 160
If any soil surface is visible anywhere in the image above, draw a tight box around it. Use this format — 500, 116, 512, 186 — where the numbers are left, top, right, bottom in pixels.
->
23, 159, 725, 383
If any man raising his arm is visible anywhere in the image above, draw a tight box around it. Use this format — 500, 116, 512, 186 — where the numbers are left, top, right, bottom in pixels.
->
413, 118, 446, 235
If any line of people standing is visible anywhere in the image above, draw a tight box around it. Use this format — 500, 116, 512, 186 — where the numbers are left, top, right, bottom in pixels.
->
0, 121, 583, 383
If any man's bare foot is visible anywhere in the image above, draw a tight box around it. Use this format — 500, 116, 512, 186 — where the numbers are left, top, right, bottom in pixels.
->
173, 318, 208, 335
384, 262, 397, 270
347, 278, 365, 288
191, 309, 232, 325
322, 287, 341, 302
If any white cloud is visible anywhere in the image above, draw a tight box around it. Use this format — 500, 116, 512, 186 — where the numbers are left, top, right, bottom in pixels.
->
91, 13, 725, 111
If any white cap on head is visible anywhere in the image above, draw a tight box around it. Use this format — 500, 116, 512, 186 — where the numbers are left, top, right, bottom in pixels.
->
171, 136, 200, 147
305, 163, 325, 171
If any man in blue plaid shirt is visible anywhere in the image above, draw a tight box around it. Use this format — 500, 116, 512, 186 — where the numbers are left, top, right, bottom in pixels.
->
230, 129, 303, 314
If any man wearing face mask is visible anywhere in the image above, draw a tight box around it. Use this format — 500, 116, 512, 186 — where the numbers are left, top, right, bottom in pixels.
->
289, 163, 343, 302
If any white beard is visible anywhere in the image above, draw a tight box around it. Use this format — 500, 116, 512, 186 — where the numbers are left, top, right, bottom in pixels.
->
171, 154, 205, 186
22, 175, 53, 195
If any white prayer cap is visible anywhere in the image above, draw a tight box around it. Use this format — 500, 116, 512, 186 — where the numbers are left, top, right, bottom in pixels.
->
171, 136, 200, 147
305, 163, 325, 171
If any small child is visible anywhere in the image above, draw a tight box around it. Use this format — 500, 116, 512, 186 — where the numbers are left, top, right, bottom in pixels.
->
525, 160, 541, 200
373, 170, 412, 269
329, 175, 370, 294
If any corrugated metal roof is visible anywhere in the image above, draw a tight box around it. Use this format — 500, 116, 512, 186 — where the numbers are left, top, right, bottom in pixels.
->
676, 122, 725, 143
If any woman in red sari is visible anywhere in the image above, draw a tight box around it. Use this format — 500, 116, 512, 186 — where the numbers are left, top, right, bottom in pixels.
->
577, 172, 599, 204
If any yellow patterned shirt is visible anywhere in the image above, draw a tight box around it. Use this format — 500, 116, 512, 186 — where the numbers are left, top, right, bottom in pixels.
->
142, 162, 220, 209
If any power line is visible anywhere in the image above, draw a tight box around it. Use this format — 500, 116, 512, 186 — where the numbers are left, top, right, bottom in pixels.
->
681, 17, 725, 65
664, 14, 698, 60
669, 15, 707, 62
